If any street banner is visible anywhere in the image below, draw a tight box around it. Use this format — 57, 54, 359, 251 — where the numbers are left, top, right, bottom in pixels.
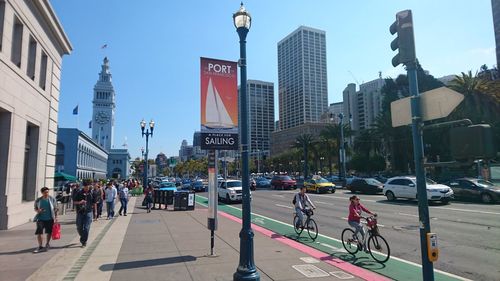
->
200, 57, 238, 150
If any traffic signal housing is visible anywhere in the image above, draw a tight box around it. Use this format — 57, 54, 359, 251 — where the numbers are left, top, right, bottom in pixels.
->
450, 125, 496, 161
390, 10, 416, 67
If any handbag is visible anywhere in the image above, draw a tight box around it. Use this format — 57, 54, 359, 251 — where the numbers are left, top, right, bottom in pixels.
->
142, 198, 147, 207
51, 222, 61, 240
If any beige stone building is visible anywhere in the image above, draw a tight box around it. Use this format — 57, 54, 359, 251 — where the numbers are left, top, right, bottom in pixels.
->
0, 0, 71, 229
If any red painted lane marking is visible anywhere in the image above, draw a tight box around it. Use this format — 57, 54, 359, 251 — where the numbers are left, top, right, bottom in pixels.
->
217, 210, 391, 281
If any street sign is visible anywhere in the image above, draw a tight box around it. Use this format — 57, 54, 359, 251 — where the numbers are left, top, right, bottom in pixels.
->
391, 87, 464, 127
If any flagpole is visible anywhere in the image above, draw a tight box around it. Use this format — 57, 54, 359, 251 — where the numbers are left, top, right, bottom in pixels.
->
76, 104, 79, 130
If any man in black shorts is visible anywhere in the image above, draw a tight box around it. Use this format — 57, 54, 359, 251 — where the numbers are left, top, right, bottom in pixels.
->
33, 187, 58, 253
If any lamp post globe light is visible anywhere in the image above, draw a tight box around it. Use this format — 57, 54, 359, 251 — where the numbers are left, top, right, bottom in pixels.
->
233, 3, 260, 281
140, 119, 154, 189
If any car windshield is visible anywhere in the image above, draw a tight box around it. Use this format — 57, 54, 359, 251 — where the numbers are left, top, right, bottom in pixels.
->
366, 178, 382, 185
476, 180, 494, 188
160, 182, 175, 187
425, 178, 436, 184
280, 176, 292, 181
315, 178, 329, 183
227, 181, 242, 188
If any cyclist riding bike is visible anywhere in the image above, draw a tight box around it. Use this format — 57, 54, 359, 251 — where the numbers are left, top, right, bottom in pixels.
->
294, 186, 316, 229
348, 195, 376, 252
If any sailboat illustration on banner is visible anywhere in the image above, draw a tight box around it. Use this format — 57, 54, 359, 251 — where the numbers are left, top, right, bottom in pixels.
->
204, 78, 235, 130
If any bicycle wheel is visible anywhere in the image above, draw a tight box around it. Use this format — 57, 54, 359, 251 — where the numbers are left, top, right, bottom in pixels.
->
293, 215, 303, 235
367, 234, 390, 263
341, 228, 359, 254
306, 219, 318, 240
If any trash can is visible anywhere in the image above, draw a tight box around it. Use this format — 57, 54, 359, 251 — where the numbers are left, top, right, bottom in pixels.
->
174, 190, 195, 211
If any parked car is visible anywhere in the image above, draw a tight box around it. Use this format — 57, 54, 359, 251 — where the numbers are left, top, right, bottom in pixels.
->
444, 178, 500, 203
271, 175, 297, 190
256, 177, 271, 188
304, 176, 335, 194
218, 180, 243, 203
347, 178, 384, 194
190, 180, 207, 192
158, 181, 177, 191
325, 175, 345, 188
383, 176, 454, 204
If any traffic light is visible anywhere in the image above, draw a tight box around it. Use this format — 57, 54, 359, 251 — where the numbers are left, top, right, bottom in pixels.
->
389, 10, 416, 67
450, 125, 496, 161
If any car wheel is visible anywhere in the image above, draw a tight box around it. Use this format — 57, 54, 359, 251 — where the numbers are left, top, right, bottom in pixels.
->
316, 187, 320, 194
386, 191, 396, 201
481, 193, 493, 204
331, 188, 336, 194
226, 194, 231, 203
441, 198, 450, 205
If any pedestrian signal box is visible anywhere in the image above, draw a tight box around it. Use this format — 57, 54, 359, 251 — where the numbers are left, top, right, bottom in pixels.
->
427, 233, 439, 262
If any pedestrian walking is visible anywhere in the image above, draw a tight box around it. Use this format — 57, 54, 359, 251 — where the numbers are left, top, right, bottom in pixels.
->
73, 181, 96, 248
144, 185, 154, 213
118, 182, 129, 216
33, 187, 58, 253
104, 182, 117, 219
92, 184, 104, 221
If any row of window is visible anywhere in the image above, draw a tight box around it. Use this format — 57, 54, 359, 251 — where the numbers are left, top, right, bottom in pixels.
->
112, 159, 123, 164
0, 3, 48, 90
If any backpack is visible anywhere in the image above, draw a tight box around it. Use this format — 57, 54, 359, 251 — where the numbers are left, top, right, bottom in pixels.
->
292, 194, 297, 205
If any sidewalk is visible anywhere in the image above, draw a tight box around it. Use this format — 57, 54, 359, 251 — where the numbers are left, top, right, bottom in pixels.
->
0, 197, 390, 281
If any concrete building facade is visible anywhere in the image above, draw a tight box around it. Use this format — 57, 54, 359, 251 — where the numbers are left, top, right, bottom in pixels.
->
270, 122, 330, 156
278, 26, 328, 130
92, 57, 115, 151
56, 128, 108, 180
0, 0, 71, 229
107, 149, 130, 179
493, 0, 500, 68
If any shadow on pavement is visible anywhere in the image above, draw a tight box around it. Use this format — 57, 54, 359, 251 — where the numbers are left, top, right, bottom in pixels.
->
328, 252, 387, 270
0, 243, 79, 255
99, 255, 197, 271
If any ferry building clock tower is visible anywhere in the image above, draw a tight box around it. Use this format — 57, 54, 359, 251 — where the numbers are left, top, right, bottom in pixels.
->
92, 57, 115, 151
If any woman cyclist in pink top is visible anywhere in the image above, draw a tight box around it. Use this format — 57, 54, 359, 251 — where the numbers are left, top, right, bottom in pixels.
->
348, 195, 376, 251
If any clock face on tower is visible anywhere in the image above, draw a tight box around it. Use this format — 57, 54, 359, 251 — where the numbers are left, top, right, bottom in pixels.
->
95, 111, 110, 124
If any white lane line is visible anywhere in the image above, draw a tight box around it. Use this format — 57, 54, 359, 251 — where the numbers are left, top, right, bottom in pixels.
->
276, 204, 293, 209
398, 212, 419, 218
316, 201, 335, 205
433, 207, 500, 216
272, 194, 285, 198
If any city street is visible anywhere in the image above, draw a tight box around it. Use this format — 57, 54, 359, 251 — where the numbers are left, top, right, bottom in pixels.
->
214, 188, 500, 281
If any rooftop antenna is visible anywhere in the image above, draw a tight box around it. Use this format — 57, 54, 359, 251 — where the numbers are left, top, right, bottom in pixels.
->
122, 136, 128, 148
347, 70, 360, 85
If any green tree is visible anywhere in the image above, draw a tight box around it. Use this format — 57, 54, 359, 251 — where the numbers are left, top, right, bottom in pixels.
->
295, 134, 315, 178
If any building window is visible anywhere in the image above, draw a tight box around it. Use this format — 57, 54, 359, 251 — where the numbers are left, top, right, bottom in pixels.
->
22, 123, 39, 201
27, 36, 37, 80
39, 51, 48, 89
0, 1, 5, 51
11, 16, 23, 68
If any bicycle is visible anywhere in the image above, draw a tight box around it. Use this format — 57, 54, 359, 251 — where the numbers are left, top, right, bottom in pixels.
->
293, 208, 318, 240
341, 215, 390, 263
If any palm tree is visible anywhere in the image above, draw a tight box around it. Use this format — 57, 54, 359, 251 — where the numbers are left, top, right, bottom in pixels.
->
295, 134, 315, 178
449, 71, 497, 122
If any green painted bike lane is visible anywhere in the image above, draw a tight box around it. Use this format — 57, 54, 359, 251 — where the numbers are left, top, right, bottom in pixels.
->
195, 195, 467, 281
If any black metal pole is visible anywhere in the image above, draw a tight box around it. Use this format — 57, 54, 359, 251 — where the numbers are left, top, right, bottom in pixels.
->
234, 25, 259, 281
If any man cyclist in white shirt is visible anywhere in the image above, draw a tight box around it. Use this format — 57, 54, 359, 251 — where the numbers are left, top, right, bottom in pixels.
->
294, 186, 316, 229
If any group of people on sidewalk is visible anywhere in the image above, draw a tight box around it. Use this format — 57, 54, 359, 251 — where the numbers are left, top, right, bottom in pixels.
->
293, 185, 376, 252
33, 179, 136, 253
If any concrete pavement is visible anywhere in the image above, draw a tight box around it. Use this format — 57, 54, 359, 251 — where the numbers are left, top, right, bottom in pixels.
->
0, 196, 390, 281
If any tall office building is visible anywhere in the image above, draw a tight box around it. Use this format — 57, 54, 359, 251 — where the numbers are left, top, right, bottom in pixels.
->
493, 0, 500, 68
278, 26, 328, 130
92, 57, 115, 151
343, 76, 385, 132
248, 80, 274, 159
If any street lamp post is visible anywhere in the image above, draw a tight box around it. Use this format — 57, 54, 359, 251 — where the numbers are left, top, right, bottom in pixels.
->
338, 113, 346, 181
140, 119, 154, 189
319, 156, 324, 174
233, 3, 259, 281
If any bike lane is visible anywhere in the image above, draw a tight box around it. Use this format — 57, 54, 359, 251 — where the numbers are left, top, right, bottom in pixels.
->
195, 195, 470, 281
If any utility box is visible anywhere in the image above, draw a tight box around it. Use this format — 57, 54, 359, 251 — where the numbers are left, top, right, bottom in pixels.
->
174, 191, 195, 211
450, 125, 496, 160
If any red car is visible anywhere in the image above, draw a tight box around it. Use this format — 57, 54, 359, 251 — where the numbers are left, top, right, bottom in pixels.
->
271, 175, 296, 190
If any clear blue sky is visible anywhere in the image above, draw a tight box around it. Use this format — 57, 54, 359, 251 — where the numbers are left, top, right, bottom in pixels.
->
52, 0, 495, 160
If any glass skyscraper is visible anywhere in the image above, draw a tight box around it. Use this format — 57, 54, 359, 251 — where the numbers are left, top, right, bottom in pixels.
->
278, 26, 328, 130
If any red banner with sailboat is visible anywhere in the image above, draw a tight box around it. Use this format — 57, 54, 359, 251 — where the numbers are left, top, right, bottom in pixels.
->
200, 57, 238, 150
